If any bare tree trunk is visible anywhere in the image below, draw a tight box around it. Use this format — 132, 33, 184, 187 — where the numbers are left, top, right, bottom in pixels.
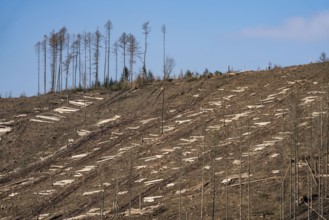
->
114, 177, 119, 218
225, 157, 228, 220
248, 120, 251, 220
178, 147, 182, 220
94, 30, 101, 87
280, 126, 284, 220
88, 33, 92, 87
65, 34, 70, 90
105, 20, 112, 84
43, 35, 47, 94
239, 127, 243, 220
74, 50, 78, 88
142, 22, 150, 79
161, 25, 166, 79
307, 138, 312, 220
36, 42, 40, 95
200, 126, 206, 220
75, 35, 81, 88
325, 93, 329, 198
104, 39, 107, 85
126, 151, 134, 220
161, 88, 164, 135
83, 33, 87, 89
319, 92, 324, 217
290, 139, 293, 219
114, 42, 118, 82
72, 45, 75, 89
211, 145, 216, 220
99, 168, 104, 220
107, 36, 110, 84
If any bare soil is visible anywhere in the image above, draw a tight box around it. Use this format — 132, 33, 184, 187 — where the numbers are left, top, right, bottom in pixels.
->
1, 62, 329, 219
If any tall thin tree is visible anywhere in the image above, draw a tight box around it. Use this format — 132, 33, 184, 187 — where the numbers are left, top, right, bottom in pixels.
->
64, 33, 70, 90
57, 27, 67, 92
103, 35, 107, 85
105, 20, 113, 84
87, 32, 92, 87
76, 34, 82, 88
142, 21, 151, 79
83, 32, 88, 89
35, 41, 41, 95
42, 35, 47, 94
93, 29, 102, 87
49, 31, 58, 92
118, 32, 129, 81
127, 34, 140, 82
71, 35, 78, 89
113, 41, 119, 82
161, 25, 166, 79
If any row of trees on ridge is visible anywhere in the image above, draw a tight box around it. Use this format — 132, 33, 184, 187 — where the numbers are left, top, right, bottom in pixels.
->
35, 20, 175, 95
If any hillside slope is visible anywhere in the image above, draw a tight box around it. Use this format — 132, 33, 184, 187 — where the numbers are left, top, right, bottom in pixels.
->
1, 62, 329, 219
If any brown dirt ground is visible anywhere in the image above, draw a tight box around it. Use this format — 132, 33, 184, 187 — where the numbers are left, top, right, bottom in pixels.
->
1, 62, 329, 219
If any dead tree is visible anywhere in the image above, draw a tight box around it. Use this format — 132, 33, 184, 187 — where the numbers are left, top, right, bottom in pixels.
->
104, 20, 113, 84
42, 35, 47, 94
164, 56, 176, 80
142, 21, 151, 79
48, 30, 58, 92
127, 34, 140, 82
112, 41, 119, 82
56, 27, 67, 92
35, 41, 41, 95
161, 24, 166, 79
93, 29, 102, 87
118, 32, 129, 81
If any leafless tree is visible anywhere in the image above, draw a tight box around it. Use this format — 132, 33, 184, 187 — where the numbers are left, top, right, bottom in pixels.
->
105, 20, 113, 84
76, 34, 82, 88
87, 32, 92, 87
83, 32, 89, 89
161, 24, 166, 79
93, 29, 102, 87
112, 41, 119, 82
49, 30, 58, 92
35, 41, 41, 95
71, 34, 78, 89
142, 21, 151, 79
164, 56, 175, 79
42, 35, 47, 94
126, 151, 134, 220
176, 146, 183, 220
118, 32, 129, 81
56, 27, 67, 92
127, 34, 140, 82
238, 126, 243, 220
63, 32, 71, 91
200, 125, 206, 220
103, 35, 107, 85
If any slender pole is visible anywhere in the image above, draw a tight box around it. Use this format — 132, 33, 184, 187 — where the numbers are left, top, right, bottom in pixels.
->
239, 126, 243, 220
319, 92, 324, 216
225, 158, 228, 220
248, 120, 251, 220
161, 88, 164, 135
212, 146, 216, 220
200, 126, 205, 220
179, 147, 182, 220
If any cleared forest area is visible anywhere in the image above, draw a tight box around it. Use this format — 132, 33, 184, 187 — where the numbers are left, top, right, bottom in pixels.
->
1, 62, 329, 219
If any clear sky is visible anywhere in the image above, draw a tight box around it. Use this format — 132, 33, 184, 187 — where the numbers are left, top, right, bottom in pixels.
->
0, 0, 329, 97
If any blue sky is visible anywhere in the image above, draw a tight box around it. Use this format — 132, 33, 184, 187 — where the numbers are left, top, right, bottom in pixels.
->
0, 0, 329, 97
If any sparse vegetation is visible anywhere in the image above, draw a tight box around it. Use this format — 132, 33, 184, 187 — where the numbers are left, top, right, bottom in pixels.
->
3, 59, 329, 219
